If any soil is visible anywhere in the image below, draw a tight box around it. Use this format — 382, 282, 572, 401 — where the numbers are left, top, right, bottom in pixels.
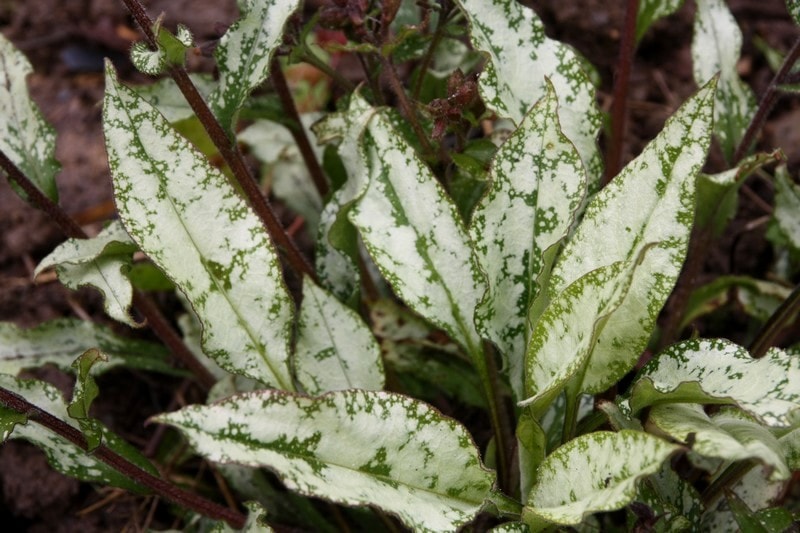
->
1, 0, 799, 531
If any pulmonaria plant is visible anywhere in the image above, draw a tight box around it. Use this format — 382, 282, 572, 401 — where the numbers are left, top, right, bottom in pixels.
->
1, 0, 800, 531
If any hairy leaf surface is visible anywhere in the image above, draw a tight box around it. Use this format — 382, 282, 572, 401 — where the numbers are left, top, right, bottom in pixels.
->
155, 389, 495, 532
650, 404, 790, 480
103, 63, 294, 389
34, 221, 140, 327
523, 430, 679, 527
455, 0, 602, 179
349, 109, 486, 353
629, 338, 800, 427
0, 318, 173, 376
212, 0, 301, 132
295, 279, 384, 395
550, 81, 715, 393
0, 33, 59, 201
692, 0, 755, 160
0, 374, 156, 492
470, 83, 586, 399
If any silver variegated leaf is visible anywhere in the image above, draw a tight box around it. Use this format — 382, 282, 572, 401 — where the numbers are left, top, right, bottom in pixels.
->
211, 0, 301, 133
649, 404, 790, 481
701, 466, 786, 530
629, 338, 800, 427
470, 82, 587, 399
210, 501, 273, 532
313, 93, 377, 302
103, 62, 294, 390
295, 279, 384, 395
0, 318, 172, 377
0, 32, 60, 201
636, 0, 685, 42
692, 0, 756, 160
134, 74, 217, 123
0, 374, 157, 492
34, 220, 141, 328
773, 165, 800, 251
154, 389, 495, 532
790, 0, 800, 26
454, 0, 602, 180
522, 430, 679, 528
549, 80, 715, 394
349, 109, 486, 355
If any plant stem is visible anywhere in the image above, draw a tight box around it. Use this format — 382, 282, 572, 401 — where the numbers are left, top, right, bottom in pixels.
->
700, 460, 753, 507
749, 281, 800, 358
0, 385, 246, 528
0, 149, 216, 390
380, 55, 434, 156
733, 34, 800, 164
120, 0, 315, 281
604, 0, 639, 185
411, 2, 450, 101
269, 59, 329, 198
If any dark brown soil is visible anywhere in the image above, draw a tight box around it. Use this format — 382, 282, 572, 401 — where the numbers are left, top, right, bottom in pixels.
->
1, 0, 798, 530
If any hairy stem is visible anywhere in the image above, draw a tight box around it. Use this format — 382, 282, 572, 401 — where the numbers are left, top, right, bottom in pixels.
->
0, 149, 216, 389
0, 385, 245, 528
604, 0, 639, 185
120, 0, 315, 281
380, 55, 434, 156
411, 2, 451, 101
270, 59, 329, 198
733, 35, 800, 163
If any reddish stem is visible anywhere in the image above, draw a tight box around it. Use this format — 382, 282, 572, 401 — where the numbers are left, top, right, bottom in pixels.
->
0, 386, 245, 528
604, 0, 639, 185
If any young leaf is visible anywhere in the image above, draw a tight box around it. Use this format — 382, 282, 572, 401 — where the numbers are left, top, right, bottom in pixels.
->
103, 62, 294, 390
0, 374, 157, 492
636, 463, 703, 531
549, 80, 716, 394
454, 0, 603, 180
772, 165, 800, 252
349, 109, 486, 354
313, 93, 377, 302
629, 338, 800, 427
210, 501, 273, 532
154, 389, 495, 532
521, 258, 638, 415
522, 430, 680, 528
692, 0, 756, 161
649, 404, 790, 481
67, 349, 106, 451
636, 0, 685, 42
470, 82, 587, 399
0, 32, 60, 201
0, 318, 174, 377
295, 278, 385, 395
34, 220, 141, 328
211, 0, 301, 133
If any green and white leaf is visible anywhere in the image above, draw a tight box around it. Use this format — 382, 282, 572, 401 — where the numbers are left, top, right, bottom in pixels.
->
454, 0, 603, 180
701, 466, 786, 531
789, 0, 800, 27
636, 463, 702, 532
0, 32, 60, 201
0, 318, 173, 377
549, 81, 715, 394
636, 0, 684, 42
155, 389, 495, 532
0, 374, 157, 492
211, 0, 301, 133
772, 165, 800, 251
521, 257, 639, 414
522, 431, 679, 528
470, 82, 587, 399
692, 0, 756, 160
349, 108, 486, 354
134, 74, 216, 123
130, 41, 167, 76
239, 114, 324, 232
649, 404, 790, 480
103, 63, 294, 390
34, 220, 141, 327
210, 501, 273, 532
696, 150, 782, 236
295, 279, 384, 395
67, 349, 106, 451
313, 93, 377, 302
629, 338, 800, 427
